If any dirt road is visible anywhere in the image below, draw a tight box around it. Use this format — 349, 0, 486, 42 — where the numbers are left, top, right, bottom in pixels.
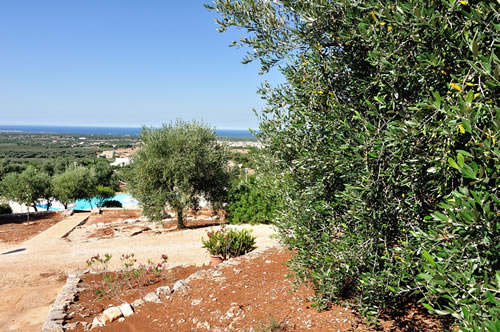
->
0, 213, 278, 331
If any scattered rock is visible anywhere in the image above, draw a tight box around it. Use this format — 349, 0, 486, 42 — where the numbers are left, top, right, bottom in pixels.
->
143, 292, 162, 303
191, 298, 202, 306
119, 303, 134, 317
118, 317, 125, 322
91, 316, 105, 329
132, 298, 145, 308
156, 285, 171, 295
123, 218, 140, 223
172, 280, 188, 293
102, 306, 122, 323
196, 321, 211, 330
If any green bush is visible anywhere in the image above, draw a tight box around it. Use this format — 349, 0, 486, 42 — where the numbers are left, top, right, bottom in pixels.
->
227, 176, 278, 224
202, 226, 256, 259
0, 203, 12, 214
102, 200, 122, 208
210, 0, 499, 329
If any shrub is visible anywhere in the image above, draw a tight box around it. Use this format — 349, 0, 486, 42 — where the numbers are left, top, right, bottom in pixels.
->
0, 203, 12, 214
102, 200, 122, 208
227, 176, 278, 224
202, 226, 256, 259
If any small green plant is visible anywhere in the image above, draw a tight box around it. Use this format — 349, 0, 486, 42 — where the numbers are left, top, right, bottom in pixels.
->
254, 314, 285, 332
202, 226, 256, 259
85, 252, 169, 300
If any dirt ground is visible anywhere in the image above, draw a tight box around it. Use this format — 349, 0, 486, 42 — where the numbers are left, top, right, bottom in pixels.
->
65, 248, 444, 332
0, 211, 64, 243
0, 209, 278, 332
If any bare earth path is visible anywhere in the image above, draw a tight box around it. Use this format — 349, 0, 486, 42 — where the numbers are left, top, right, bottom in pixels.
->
0, 213, 278, 331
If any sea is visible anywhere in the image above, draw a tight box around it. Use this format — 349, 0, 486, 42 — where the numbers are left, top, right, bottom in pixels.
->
0, 125, 256, 137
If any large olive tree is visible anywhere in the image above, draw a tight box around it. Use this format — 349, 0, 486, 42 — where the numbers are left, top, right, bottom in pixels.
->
208, 0, 498, 329
127, 120, 231, 228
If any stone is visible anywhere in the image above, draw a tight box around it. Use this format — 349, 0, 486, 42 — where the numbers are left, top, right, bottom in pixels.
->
172, 280, 188, 293
156, 286, 171, 295
102, 306, 122, 323
143, 292, 162, 303
91, 316, 105, 329
119, 303, 134, 317
42, 320, 64, 332
123, 218, 140, 223
132, 298, 145, 308
191, 299, 202, 306
64, 322, 79, 329
62, 210, 74, 217
47, 310, 66, 321
118, 317, 125, 322
196, 321, 211, 330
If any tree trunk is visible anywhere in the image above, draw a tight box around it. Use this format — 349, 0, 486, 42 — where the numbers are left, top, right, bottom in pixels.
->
32, 203, 38, 212
27, 208, 30, 222
177, 209, 185, 229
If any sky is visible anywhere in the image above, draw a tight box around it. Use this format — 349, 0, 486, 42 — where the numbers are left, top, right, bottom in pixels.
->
0, 1, 282, 129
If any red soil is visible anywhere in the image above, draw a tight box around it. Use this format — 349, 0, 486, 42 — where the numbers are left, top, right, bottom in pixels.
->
65, 248, 444, 331
0, 212, 64, 243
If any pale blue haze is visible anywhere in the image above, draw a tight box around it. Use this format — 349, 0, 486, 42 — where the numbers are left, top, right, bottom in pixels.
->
0, 1, 281, 129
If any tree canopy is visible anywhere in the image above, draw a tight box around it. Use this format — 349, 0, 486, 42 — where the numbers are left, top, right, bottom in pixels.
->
127, 120, 231, 227
52, 166, 96, 209
209, 0, 499, 329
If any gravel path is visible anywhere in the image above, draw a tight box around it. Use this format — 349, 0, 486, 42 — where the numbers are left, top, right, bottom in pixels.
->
0, 214, 278, 331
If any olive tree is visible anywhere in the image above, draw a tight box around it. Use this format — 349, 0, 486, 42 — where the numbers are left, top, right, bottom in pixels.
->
127, 120, 231, 228
52, 166, 96, 209
208, 0, 499, 329
0, 167, 50, 220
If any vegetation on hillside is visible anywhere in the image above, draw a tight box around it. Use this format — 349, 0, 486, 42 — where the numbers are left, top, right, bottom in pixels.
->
209, 0, 499, 330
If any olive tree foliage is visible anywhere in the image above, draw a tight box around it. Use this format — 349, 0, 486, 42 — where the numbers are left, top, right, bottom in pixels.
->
0, 166, 51, 219
127, 121, 231, 228
208, 0, 499, 329
52, 166, 96, 209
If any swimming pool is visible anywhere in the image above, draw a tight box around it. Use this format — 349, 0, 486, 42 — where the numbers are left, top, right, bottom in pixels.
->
36, 193, 138, 211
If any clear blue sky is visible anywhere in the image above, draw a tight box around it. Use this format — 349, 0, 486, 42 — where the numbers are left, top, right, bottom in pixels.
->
0, 1, 281, 129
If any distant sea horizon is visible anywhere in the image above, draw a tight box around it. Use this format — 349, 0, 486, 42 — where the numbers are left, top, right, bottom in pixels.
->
0, 125, 256, 137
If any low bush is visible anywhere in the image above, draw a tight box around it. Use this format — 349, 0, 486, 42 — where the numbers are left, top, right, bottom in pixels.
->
0, 203, 12, 214
227, 176, 278, 224
202, 225, 256, 259
102, 200, 122, 208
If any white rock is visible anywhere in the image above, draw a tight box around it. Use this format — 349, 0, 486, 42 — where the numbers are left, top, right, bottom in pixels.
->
196, 321, 211, 330
118, 317, 125, 322
143, 292, 162, 303
91, 316, 105, 329
156, 286, 171, 295
191, 299, 202, 306
123, 218, 140, 224
132, 298, 145, 308
172, 280, 188, 293
102, 306, 122, 323
119, 303, 134, 317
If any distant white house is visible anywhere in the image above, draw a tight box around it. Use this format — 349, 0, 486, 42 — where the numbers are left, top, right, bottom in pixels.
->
111, 157, 131, 167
